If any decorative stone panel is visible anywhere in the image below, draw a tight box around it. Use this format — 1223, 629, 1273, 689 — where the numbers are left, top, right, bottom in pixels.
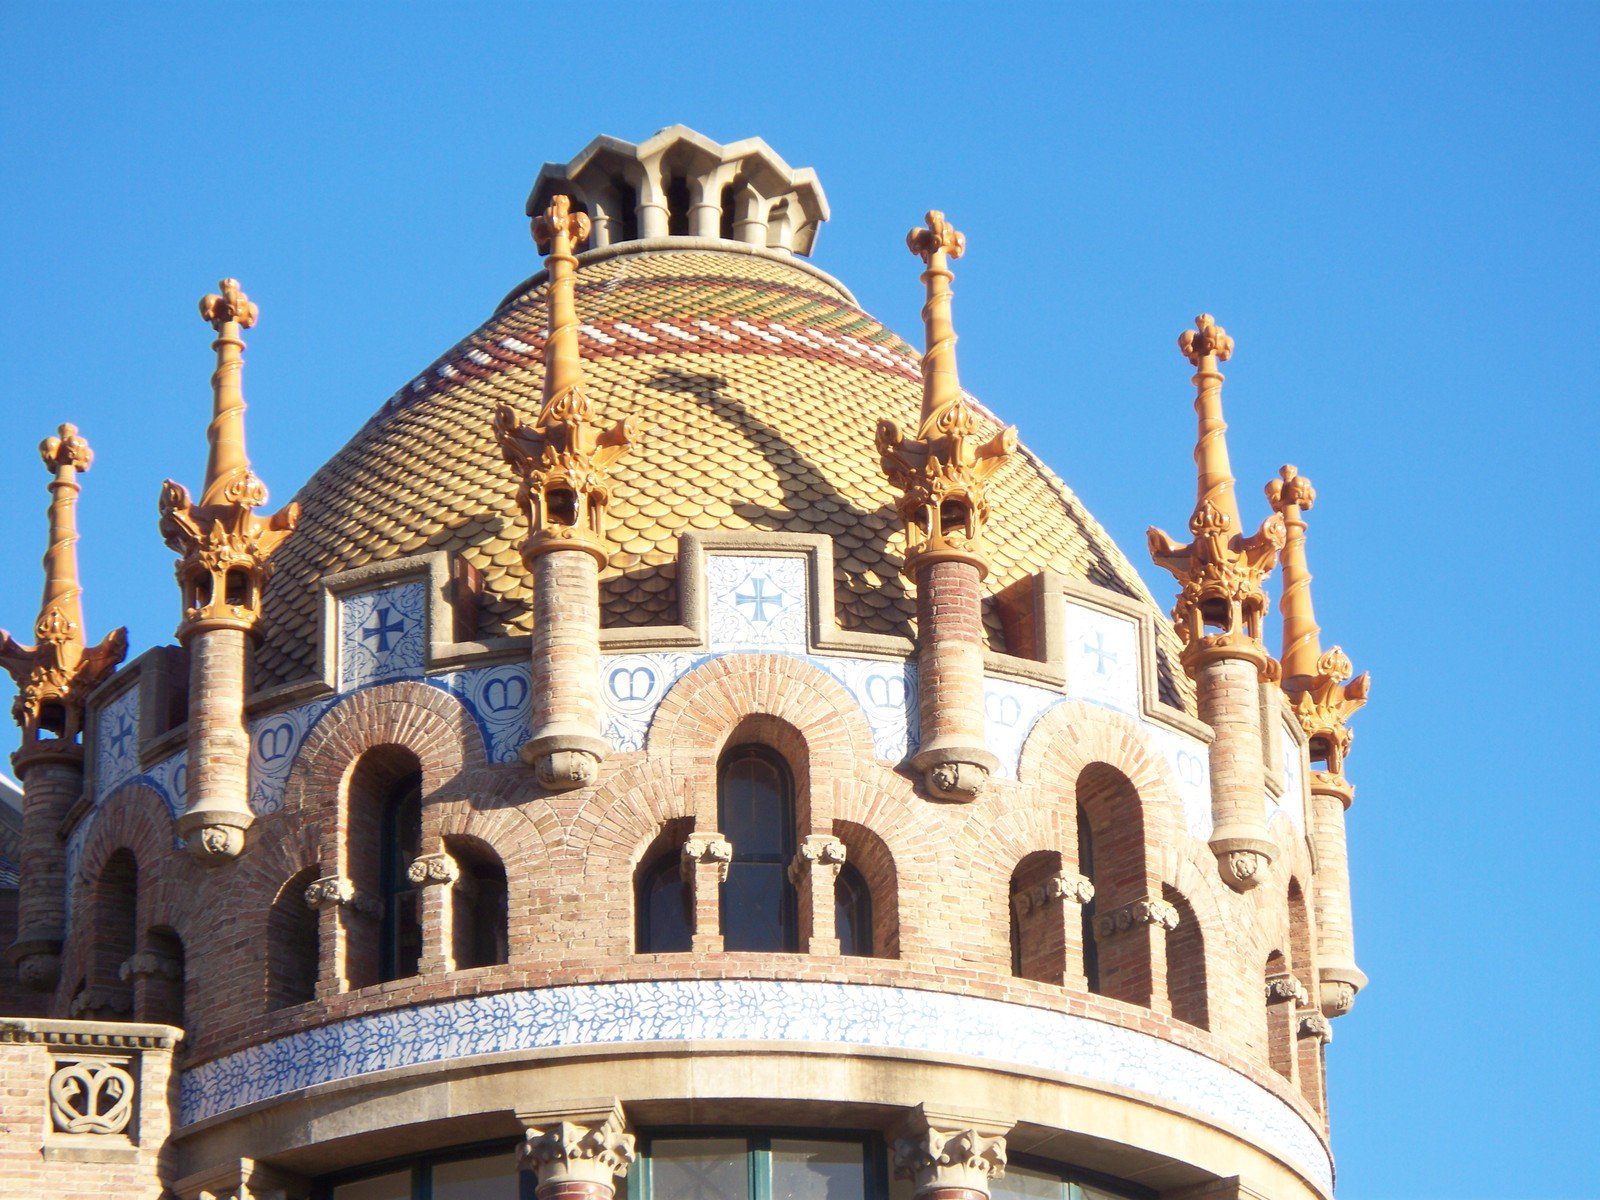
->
337, 580, 427, 690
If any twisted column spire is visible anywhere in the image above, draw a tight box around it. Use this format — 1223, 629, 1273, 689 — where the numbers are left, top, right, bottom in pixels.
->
494, 195, 641, 566
877, 211, 1016, 576
1266, 464, 1370, 781
158, 279, 299, 637
0, 425, 127, 762
1148, 315, 1284, 678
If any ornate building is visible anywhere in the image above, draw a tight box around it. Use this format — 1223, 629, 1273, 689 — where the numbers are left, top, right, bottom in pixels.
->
0, 127, 1370, 1200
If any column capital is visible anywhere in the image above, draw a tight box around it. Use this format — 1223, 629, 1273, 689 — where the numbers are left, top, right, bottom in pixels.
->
1093, 896, 1179, 939
789, 833, 846, 884
681, 832, 733, 883
1265, 972, 1310, 1006
891, 1105, 1012, 1199
517, 1100, 636, 1188
406, 851, 460, 887
303, 874, 381, 919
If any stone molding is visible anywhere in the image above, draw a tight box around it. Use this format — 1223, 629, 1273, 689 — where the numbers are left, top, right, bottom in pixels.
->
1093, 897, 1180, 939
303, 875, 381, 919
120, 948, 183, 982
406, 852, 460, 887
680, 833, 732, 883
1012, 872, 1094, 917
0, 1018, 181, 1050
517, 1099, 636, 1186
789, 833, 846, 884
1265, 974, 1310, 1006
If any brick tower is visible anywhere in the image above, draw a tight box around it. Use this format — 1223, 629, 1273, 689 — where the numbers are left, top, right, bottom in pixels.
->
0, 127, 1370, 1200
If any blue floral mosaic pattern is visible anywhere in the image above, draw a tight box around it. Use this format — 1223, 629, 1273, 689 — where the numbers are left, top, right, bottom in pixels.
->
177, 979, 1331, 1193
432, 663, 534, 764
250, 700, 335, 815
339, 581, 428, 690
94, 683, 142, 802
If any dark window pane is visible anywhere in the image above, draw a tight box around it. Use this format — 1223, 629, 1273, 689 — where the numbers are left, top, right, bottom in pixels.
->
835, 865, 873, 957
638, 855, 693, 953
332, 1171, 411, 1200
771, 1140, 865, 1200
650, 1139, 747, 1200
722, 863, 795, 951
718, 754, 791, 858
991, 1165, 1066, 1200
432, 1150, 520, 1199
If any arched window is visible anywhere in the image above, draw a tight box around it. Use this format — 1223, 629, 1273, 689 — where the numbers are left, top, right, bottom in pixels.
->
1010, 850, 1065, 984
379, 771, 423, 983
1077, 806, 1100, 994
447, 837, 508, 970
835, 863, 873, 957
1265, 949, 1296, 1079
1162, 885, 1208, 1029
718, 746, 797, 952
139, 926, 185, 1028
636, 851, 692, 954
267, 867, 320, 1009
92, 849, 138, 1016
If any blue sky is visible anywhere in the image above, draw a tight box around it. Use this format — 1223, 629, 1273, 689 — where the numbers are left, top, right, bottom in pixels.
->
2, 4, 1596, 1196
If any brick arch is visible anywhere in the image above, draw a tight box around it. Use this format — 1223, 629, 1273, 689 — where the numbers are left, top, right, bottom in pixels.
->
645, 653, 878, 829
429, 792, 550, 882
572, 760, 694, 885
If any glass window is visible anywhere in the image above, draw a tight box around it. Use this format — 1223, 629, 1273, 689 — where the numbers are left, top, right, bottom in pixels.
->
771, 1139, 866, 1200
991, 1164, 1067, 1200
718, 748, 797, 952
834, 865, 873, 957
638, 852, 693, 953
379, 772, 423, 982
333, 1171, 412, 1200
650, 1138, 748, 1200
433, 1149, 521, 1199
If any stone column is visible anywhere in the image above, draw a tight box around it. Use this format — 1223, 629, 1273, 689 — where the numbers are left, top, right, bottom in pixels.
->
180, 625, 252, 859
8, 757, 83, 991
1309, 776, 1366, 1016
304, 874, 379, 995
681, 833, 731, 954
524, 548, 610, 789
892, 1106, 1010, 1200
1093, 896, 1179, 1012
407, 850, 459, 973
518, 1101, 636, 1200
1296, 1010, 1331, 1116
1195, 658, 1276, 890
1264, 972, 1307, 1083
910, 559, 999, 801
121, 944, 183, 1027
790, 834, 847, 955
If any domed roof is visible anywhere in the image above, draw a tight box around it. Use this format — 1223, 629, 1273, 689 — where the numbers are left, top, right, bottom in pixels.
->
256, 242, 1191, 709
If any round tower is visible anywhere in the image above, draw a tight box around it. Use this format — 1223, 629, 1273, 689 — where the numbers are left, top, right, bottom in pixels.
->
0, 127, 1370, 1200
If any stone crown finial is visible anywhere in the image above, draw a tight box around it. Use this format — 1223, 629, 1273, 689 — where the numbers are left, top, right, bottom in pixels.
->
41, 424, 92, 475
907, 211, 965, 265
199, 278, 258, 332
1267, 463, 1316, 514
533, 195, 593, 254
1179, 313, 1233, 366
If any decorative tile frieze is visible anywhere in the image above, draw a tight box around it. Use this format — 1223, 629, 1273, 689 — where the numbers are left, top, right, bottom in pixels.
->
337, 581, 427, 691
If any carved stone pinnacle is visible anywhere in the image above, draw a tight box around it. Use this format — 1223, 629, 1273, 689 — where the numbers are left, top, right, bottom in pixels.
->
199, 278, 258, 332
533, 194, 592, 252
1178, 313, 1233, 366
907, 210, 965, 264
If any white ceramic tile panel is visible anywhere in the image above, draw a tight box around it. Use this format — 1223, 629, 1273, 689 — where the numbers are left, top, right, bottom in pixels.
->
705, 555, 808, 652
1061, 601, 1140, 715
178, 979, 1331, 1194
338, 581, 428, 690
94, 683, 142, 802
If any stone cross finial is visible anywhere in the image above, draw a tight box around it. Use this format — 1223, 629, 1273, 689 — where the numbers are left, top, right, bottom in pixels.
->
0, 424, 127, 764
199, 278, 258, 332
533, 194, 593, 255
907, 210, 965, 265
1178, 312, 1233, 366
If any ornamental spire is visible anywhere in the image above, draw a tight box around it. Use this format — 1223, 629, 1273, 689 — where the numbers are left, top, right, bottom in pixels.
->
158, 279, 299, 636
494, 195, 641, 565
876, 211, 1016, 576
0, 425, 127, 761
1266, 464, 1369, 778
1148, 315, 1284, 676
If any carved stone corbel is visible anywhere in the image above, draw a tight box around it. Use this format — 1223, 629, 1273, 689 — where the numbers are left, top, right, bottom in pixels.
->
681, 833, 733, 884
1298, 1012, 1333, 1043
1092, 897, 1179, 940
1265, 973, 1310, 1006
517, 1100, 636, 1194
303, 875, 381, 919
406, 852, 460, 887
1012, 871, 1093, 917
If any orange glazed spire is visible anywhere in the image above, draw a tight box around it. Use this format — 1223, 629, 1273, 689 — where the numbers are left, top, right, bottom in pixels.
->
0, 425, 127, 760
158, 279, 300, 636
1148, 315, 1284, 677
1266, 464, 1370, 780
494, 195, 641, 565
876, 211, 1016, 577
